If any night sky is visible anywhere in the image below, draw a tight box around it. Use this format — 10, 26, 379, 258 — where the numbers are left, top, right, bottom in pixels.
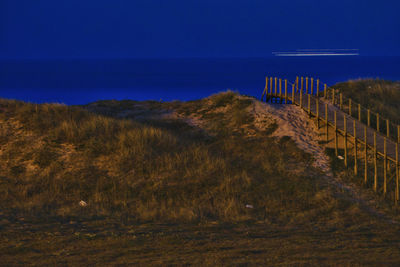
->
1, 0, 399, 59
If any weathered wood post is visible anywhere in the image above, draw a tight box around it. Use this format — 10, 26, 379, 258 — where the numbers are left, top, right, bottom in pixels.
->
354, 120, 358, 175
358, 104, 361, 121
292, 84, 295, 104
367, 109, 371, 127
349, 99, 352, 116
397, 125, 400, 143
325, 103, 329, 143
316, 98, 319, 129
311, 77, 314, 95
384, 137, 387, 196
332, 89, 335, 105
316, 79, 320, 97
396, 142, 399, 203
364, 126, 368, 183
264, 77, 268, 101
386, 119, 389, 138
279, 78, 282, 103
374, 132, 377, 192
274, 77, 278, 98
300, 86, 303, 108
301, 77, 304, 92
269, 77, 273, 102
296, 76, 299, 92
398, 125, 400, 143
344, 115, 348, 167
334, 111, 338, 156
377, 113, 380, 133
262, 77, 268, 101
339, 93, 343, 110
284, 79, 288, 104
306, 77, 309, 93
324, 84, 327, 99
270, 76, 273, 96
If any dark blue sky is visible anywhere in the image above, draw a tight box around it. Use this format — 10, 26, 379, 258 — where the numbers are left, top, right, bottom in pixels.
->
1, 0, 399, 59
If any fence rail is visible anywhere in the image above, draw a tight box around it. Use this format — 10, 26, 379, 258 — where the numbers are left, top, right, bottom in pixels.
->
261, 76, 400, 204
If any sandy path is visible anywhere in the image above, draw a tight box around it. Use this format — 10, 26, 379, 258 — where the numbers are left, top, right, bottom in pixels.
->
252, 100, 331, 174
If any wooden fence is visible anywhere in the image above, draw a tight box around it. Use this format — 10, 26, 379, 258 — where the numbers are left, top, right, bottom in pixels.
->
261, 76, 400, 204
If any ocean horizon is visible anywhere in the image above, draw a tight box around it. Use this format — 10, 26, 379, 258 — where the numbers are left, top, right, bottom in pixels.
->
1, 56, 399, 105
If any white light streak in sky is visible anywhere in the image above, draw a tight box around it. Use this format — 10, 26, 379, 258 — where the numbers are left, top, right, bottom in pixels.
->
272, 49, 359, 56
274, 53, 359, 56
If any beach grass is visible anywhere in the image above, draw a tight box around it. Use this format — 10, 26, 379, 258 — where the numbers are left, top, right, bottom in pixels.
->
0, 92, 325, 223
1, 90, 400, 265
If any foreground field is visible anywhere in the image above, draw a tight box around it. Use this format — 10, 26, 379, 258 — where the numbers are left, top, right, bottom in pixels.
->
1, 87, 400, 265
2, 218, 400, 266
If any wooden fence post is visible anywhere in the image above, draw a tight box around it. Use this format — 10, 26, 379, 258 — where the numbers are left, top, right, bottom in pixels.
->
292, 84, 295, 104
275, 77, 278, 98
262, 77, 268, 101
285, 79, 288, 104
354, 120, 358, 175
358, 104, 361, 121
384, 137, 387, 196
396, 142, 399, 203
306, 77, 309, 93
316, 98, 319, 129
334, 111, 338, 156
364, 126, 368, 184
344, 115, 348, 168
349, 99, 352, 116
332, 89, 335, 105
300, 87, 303, 108
296, 76, 299, 92
301, 77, 304, 92
316, 79, 320, 97
398, 125, 400, 143
386, 119, 389, 138
279, 78, 282, 104
270, 77, 273, 101
374, 132, 377, 192
324, 84, 327, 99
377, 113, 380, 133
311, 77, 314, 95
308, 94, 311, 115
325, 103, 329, 143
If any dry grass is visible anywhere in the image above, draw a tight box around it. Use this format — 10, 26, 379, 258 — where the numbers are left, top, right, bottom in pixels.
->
1, 91, 400, 265
0, 93, 328, 223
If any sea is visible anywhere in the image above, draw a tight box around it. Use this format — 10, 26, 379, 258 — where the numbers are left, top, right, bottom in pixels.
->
0, 56, 399, 105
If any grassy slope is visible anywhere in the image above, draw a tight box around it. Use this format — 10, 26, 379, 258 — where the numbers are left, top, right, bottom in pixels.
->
1, 91, 400, 265
0, 93, 321, 222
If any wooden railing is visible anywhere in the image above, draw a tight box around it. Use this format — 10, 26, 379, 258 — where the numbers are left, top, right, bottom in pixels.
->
261, 76, 400, 204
